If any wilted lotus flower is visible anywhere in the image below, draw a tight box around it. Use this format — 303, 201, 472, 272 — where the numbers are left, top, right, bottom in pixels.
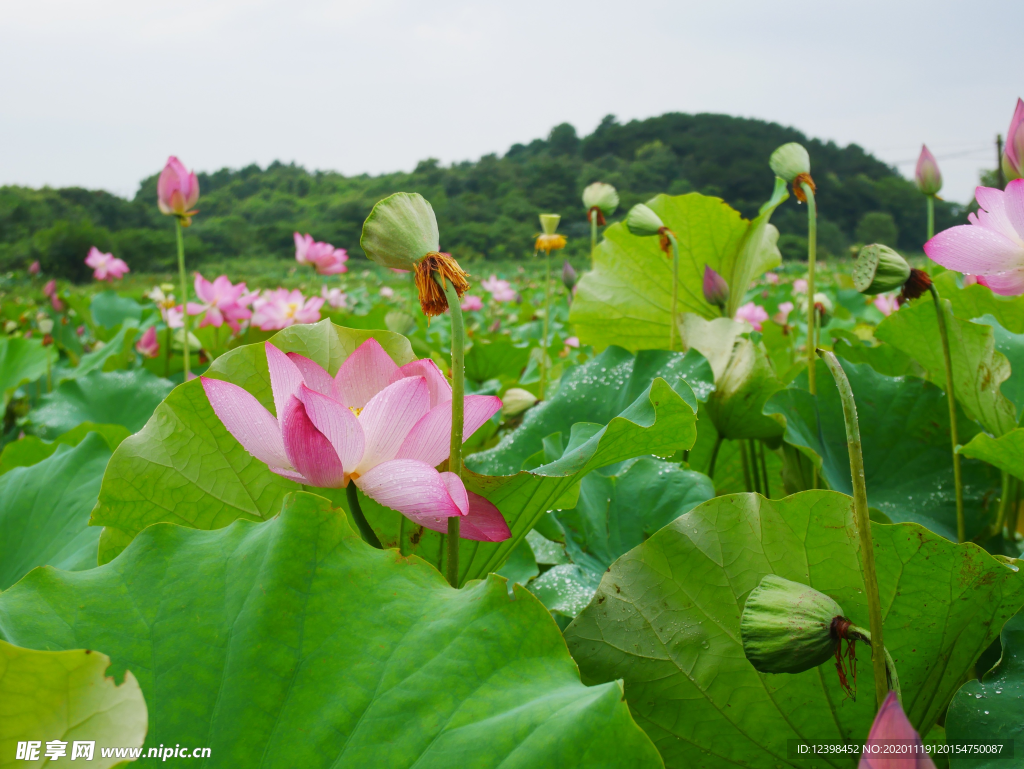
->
914, 145, 942, 196
702, 265, 729, 309
858, 691, 936, 769
187, 273, 253, 332
85, 247, 129, 281
294, 233, 348, 275
136, 326, 160, 358
202, 339, 509, 541
28, 260, 40, 276
562, 260, 578, 292
582, 182, 619, 225
735, 302, 768, 332
460, 295, 483, 311
481, 275, 516, 302
924, 181, 1024, 295
535, 214, 567, 253
251, 289, 324, 330
1002, 98, 1024, 182
157, 156, 200, 226
770, 142, 814, 201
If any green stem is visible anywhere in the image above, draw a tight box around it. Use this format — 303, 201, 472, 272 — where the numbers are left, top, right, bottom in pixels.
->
977, 471, 1013, 544
926, 195, 935, 241
1005, 476, 1020, 541
740, 440, 753, 493
540, 250, 551, 398
346, 483, 382, 549
439, 276, 466, 588
708, 436, 723, 480
757, 441, 770, 498
849, 624, 902, 704
928, 284, 965, 542
666, 232, 679, 352
175, 219, 191, 379
163, 327, 170, 378
589, 209, 598, 261
802, 183, 817, 396
818, 350, 888, 710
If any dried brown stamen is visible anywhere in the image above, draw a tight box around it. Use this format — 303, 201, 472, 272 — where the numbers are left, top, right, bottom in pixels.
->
793, 172, 816, 203
414, 251, 470, 317
588, 206, 606, 226
830, 616, 858, 700
657, 226, 675, 258
899, 267, 933, 304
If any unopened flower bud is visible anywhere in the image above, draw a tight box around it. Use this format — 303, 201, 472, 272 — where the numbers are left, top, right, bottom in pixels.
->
702, 265, 729, 309
625, 203, 665, 238
562, 260, 578, 292
914, 145, 942, 195
853, 244, 912, 296
501, 387, 537, 418
1003, 98, 1024, 182
582, 182, 619, 225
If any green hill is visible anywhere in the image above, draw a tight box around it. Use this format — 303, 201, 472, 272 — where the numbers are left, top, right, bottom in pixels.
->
0, 112, 963, 281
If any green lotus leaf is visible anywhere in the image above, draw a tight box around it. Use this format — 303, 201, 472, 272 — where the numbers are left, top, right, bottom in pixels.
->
875, 294, 1017, 436
959, 429, 1024, 481
69, 324, 140, 379
0, 336, 55, 409
564, 490, 1024, 768
90, 290, 143, 329
0, 434, 110, 590
0, 423, 127, 476
0, 491, 661, 768
945, 611, 1024, 768
570, 184, 786, 352
764, 358, 998, 541
973, 314, 1024, 422
464, 336, 531, 384
934, 271, 1024, 334
28, 369, 173, 439
831, 328, 923, 378
0, 640, 147, 768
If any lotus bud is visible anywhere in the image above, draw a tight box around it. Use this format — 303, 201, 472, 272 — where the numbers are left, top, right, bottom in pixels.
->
914, 145, 942, 195
813, 293, 833, 326
625, 203, 665, 237
702, 265, 729, 309
501, 387, 537, 418
157, 156, 200, 226
853, 244, 912, 295
770, 143, 815, 202
28, 260, 40, 276
562, 260, 578, 292
1003, 98, 1024, 182
582, 182, 619, 225
360, 192, 468, 316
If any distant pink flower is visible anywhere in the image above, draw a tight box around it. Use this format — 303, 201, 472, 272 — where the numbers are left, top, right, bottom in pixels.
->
858, 691, 936, 768
924, 180, 1024, 295
294, 233, 348, 275
42, 279, 57, 298
380, 286, 395, 299
735, 302, 769, 331
793, 278, 808, 294
874, 294, 899, 316
163, 305, 184, 329
85, 247, 129, 281
157, 156, 200, 222
914, 145, 942, 195
28, 260, 40, 276
460, 295, 483, 311
136, 326, 160, 358
773, 301, 794, 326
482, 275, 516, 302
186, 273, 253, 332
251, 289, 324, 330
1003, 98, 1024, 182
764, 272, 779, 285
564, 336, 580, 348
202, 339, 510, 541
320, 285, 348, 309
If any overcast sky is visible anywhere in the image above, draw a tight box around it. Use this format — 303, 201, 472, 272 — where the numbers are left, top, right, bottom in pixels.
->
2, 0, 1020, 205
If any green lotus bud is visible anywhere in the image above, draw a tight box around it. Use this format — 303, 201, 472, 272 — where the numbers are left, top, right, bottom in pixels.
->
501, 387, 538, 418
740, 574, 844, 674
625, 203, 665, 237
769, 143, 811, 182
853, 244, 912, 295
539, 214, 561, 235
582, 182, 619, 219
360, 192, 440, 271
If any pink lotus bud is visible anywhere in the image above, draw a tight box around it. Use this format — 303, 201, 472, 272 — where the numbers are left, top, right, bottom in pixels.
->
136, 326, 160, 358
564, 336, 580, 348
1003, 98, 1024, 182
764, 272, 779, 285
914, 145, 942, 195
702, 265, 729, 308
28, 260, 40, 275
460, 295, 483, 311
858, 691, 936, 768
157, 156, 200, 224
43, 279, 57, 298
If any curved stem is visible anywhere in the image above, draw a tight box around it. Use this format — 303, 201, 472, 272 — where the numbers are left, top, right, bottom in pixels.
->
590, 209, 598, 261
848, 624, 902, 705
976, 471, 1012, 544
928, 284, 965, 542
666, 232, 679, 352
439, 276, 466, 587
819, 350, 888, 710
540, 250, 551, 398
346, 483, 382, 549
708, 435, 723, 479
175, 219, 190, 379
1005, 475, 1020, 541
926, 195, 935, 241
802, 183, 817, 396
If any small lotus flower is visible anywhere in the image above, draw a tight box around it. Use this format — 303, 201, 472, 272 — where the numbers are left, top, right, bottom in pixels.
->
735, 302, 769, 332
914, 145, 942, 196
460, 295, 483, 312
873, 294, 899, 316
157, 156, 200, 226
858, 691, 936, 768
773, 301, 794, 326
535, 214, 567, 253
793, 278, 808, 294
320, 285, 348, 309
85, 247, 129, 281
702, 265, 730, 309
481, 275, 517, 302
564, 336, 579, 348
136, 326, 160, 358
582, 182, 619, 224
294, 233, 348, 275
187, 273, 253, 332
764, 272, 779, 285
501, 387, 537, 418
924, 180, 1024, 295
380, 286, 395, 299
1002, 98, 1024, 182
251, 289, 324, 331
202, 339, 509, 541
28, 260, 40, 275
562, 260, 578, 292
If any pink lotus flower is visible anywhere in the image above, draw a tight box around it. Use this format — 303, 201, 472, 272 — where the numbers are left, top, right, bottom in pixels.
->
320, 285, 348, 309
460, 295, 483, 311
157, 156, 200, 222
764, 272, 779, 285
924, 180, 1024, 295
202, 339, 509, 541
482, 275, 517, 302
565, 336, 580, 348
1003, 98, 1024, 182
380, 286, 395, 299
43, 279, 57, 298
773, 301, 794, 326
735, 302, 769, 331
85, 247, 129, 281
28, 260, 40, 276
914, 145, 942, 195
793, 278, 808, 294
186, 273, 253, 332
294, 233, 348, 275
136, 326, 160, 358
873, 294, 899, 316
163, 305, 184, 329
858, 691, 936, 768
251, 289, 324, 330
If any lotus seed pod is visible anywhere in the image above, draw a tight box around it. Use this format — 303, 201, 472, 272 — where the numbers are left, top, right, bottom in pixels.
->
360, 192, 440, 271
740, 574, 844, 674
501, 387, 538, 418
539, 214, 561, 235
853, 244, 912, 295
813, 293, 834, 325
625, 203, 665, 238
582, 182, 619, 217
769, 143, 811, 182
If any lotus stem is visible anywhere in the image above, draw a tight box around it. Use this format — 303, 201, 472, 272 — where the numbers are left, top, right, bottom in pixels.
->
741, 440, 753, 492
440, 275, 466, 587
175, 219, 191, 379
848, 624, 902, 705
540, 250, 551, 398
926, 195, 935, 241
346, 482, 382, 549
927, 284, 965, 542
590, 209, 598, 261
803, 183, 817, 396
818, 349, 888, 710
976, 471, 1013, 544
708, 436, 723, 480
666, 231, 679, 352
757, 441, 770, 498
1005, 475, 1020, 542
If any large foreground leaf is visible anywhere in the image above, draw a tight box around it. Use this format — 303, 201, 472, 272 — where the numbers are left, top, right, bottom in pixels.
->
0, 423, 127, 476
0, 336, 55, 408
765, 358, 999, 541
0, 492, 662, 768
960, 429, 1024, 482
564, 491, 1024, 769
0, 640, 147, 768
0, 434, 110, 590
